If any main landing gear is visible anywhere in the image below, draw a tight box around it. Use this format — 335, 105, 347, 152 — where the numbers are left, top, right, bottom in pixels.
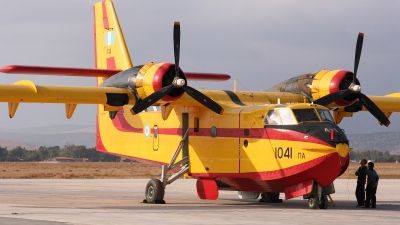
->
260, 192, 282, 203
143, 130, 189, 204
145, 179, 165, 204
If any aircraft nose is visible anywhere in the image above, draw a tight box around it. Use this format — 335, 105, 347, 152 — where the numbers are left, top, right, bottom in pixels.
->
336, 143, 351, 176
336, 143, 351, 157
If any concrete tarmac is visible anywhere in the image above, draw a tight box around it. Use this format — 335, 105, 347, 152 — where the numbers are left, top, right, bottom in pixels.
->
0, 179, 399, 225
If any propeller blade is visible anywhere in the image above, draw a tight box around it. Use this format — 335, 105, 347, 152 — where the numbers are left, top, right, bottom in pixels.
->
313, 89, 352, 106
353, 32, 364, 82
131, 84, 174, 114
356, 92, 390, 127
182, 86, 224, 115
173, 22, 180, 78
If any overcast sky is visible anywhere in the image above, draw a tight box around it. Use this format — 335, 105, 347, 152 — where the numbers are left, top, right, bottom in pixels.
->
1, 0, 400, 133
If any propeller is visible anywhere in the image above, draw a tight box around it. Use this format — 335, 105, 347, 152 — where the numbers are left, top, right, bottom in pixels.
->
131, 22, 224, 115
314, 33, 390, 127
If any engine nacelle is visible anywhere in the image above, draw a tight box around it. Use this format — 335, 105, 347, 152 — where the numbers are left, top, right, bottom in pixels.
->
100, 62, 187, 103
267, 69, 360, 108
135, 62, 186, 102
311, 70, 360, 107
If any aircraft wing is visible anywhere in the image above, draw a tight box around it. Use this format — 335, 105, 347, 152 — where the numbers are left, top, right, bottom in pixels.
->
0, 80, 136, 118
368, 94, 400, 112
0, 65, 230, 82
332, 93, 400, 125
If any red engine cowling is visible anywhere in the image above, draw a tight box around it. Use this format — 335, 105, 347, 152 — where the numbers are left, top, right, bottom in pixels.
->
311, 70, 360, 107
135, 62, 187, 103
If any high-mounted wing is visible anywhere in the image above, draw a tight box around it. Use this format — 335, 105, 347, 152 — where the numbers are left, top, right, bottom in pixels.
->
0, 65, 230, 82
0, 79, 135, 118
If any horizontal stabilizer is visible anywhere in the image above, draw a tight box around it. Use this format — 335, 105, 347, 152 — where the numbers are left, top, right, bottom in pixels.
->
0, 65, 231, 81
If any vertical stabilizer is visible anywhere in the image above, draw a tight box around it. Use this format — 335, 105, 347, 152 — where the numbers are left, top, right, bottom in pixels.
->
93, 0, 132, 80
94, 0, 133, 152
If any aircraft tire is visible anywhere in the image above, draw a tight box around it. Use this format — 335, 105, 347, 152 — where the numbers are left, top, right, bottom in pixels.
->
318, 194, 328, 209
145, 179, 165, 203
308, 195, 319, 209
260, 192, 280, 202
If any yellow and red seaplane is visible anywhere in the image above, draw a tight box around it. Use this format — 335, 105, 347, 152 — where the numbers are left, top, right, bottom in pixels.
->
1, 0, 400, 209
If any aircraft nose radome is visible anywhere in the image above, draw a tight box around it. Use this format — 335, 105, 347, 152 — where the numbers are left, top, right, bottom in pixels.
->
336, 143, 350, 157
336, 143, 351, 176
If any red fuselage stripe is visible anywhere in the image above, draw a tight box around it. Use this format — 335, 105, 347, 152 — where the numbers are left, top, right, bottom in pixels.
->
110, 110, 332, 146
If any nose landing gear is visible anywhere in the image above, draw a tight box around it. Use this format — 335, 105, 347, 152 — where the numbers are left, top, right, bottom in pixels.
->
304, 181, 335, 209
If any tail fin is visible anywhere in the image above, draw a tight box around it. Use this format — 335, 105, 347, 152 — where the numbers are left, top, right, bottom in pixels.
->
93, 0, 132, 79
94, 1, 134, 153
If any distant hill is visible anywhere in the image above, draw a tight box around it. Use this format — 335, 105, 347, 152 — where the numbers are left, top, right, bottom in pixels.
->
332, 112, 400, 153
339, 112, 400, 134
347, 132, 400, 153
0, 124, 96, 150
0, 139, 38, 150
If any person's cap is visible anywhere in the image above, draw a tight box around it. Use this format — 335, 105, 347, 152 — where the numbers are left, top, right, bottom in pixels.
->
360, 159, 367, 164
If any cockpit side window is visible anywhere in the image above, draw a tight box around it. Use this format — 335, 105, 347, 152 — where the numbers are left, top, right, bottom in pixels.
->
292, 109, 320, 123
277, 109, 297, 125
265, 110, 282, 125
317, 109, 334, 122
265, 109, 297, 125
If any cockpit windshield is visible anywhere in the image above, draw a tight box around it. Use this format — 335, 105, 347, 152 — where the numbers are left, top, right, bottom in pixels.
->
292, 109, 320, 123
317, 108, 334, 122
264, 106, 334, 125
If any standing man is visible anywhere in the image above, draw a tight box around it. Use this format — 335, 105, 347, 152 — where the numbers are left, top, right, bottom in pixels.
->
355, 159, 367, 207
365, 162, 379, 208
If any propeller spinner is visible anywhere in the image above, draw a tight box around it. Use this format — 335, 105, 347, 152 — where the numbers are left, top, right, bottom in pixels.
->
314, 33, 390, 127
131, 22, 224, 115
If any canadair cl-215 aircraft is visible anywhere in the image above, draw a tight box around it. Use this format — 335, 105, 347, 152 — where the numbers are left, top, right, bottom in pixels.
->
1, 0, 400, 209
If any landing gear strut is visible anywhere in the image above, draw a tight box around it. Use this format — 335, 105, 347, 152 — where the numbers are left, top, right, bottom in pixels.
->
143, 129, 189, 204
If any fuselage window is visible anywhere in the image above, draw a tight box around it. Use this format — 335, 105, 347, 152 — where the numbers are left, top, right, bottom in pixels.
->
211, 126, 217, 137
153, 125, 159, 151
292, 109, 320, 123
194, 117, 200, 132
153, 125, 158, 138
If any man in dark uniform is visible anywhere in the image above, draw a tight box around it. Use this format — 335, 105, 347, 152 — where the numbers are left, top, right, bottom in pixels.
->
365, 162, 379, 208
355, 158, 367, 207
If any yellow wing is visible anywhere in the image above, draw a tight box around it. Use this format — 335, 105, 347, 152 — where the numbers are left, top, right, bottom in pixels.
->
0, 80, 135, 118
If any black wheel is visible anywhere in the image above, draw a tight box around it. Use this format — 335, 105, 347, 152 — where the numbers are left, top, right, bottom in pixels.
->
145, 179, 165, 203
318, 194, 328, 209
308, 195, 319, 209
260, 192, 280, 202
